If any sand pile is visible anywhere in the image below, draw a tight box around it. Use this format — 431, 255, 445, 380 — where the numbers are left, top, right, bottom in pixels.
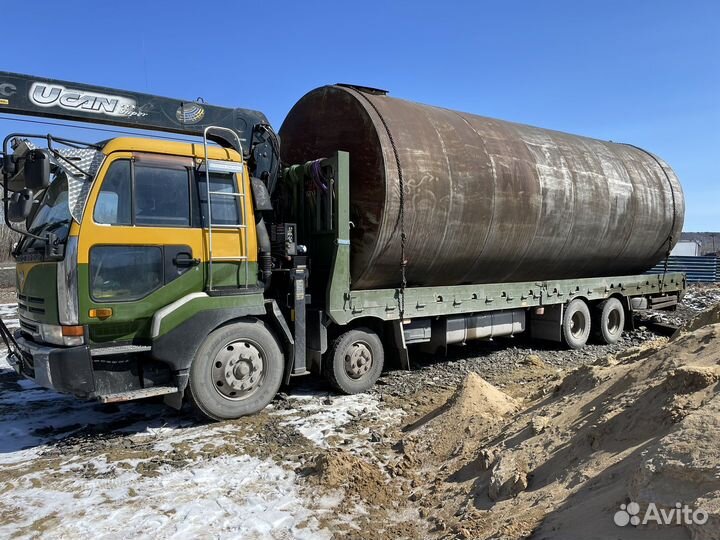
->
410, 318, 720, 539
445, 372, 520, 420
311, 448, 401, 512
526, 323, 720, 539
400, 373, 519, 463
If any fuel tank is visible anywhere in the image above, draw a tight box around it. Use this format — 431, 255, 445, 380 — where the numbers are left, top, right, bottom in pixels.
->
279, 85, 684, 290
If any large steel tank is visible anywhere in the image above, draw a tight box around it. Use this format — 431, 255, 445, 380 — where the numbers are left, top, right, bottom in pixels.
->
279, 85, 684, 290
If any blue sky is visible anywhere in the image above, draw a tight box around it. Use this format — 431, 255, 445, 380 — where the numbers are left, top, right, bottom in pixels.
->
1, 0, 717, 231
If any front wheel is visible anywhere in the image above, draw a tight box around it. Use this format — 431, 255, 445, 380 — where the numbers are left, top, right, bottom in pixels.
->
187, 319, 284, 421
325, 327, 384, 394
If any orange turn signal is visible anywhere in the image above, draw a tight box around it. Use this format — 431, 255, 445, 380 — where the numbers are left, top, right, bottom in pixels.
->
89, 308, 113, 320
61, 325, 85, 337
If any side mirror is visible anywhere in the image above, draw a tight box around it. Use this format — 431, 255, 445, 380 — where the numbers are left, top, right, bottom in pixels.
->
24, 150, 50, 190
8, 188, 34, 222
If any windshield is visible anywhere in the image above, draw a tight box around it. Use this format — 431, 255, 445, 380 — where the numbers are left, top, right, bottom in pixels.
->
18, 173, 72, 253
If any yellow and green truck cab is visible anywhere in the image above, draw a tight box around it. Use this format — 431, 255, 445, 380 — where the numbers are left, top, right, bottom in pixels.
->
7, 136, 284, 415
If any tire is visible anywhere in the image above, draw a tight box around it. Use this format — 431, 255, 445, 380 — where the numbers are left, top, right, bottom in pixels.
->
594, 298, 625, 345
325, 327, 384, 394
187, 319, 284, 421
562, 299, 591, 349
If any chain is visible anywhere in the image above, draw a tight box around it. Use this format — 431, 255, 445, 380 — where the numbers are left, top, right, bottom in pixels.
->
353, 90, 407, 319
661, 235, 673, 292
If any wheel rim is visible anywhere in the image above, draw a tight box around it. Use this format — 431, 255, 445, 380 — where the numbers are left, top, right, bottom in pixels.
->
607, 309, 622, 335
570, 311, 587, 339
211, 339, 265, 401
344, 341, 373, 379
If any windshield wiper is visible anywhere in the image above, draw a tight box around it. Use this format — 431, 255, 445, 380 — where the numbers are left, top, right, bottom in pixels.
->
44, 218, 71, 233
27, 218, 71, 239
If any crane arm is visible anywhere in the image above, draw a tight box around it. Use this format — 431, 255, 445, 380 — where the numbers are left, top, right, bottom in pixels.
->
0, 71, 280, 184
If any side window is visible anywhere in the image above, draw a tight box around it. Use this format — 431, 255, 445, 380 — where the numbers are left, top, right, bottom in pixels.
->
90, 246, 163, 301
196, 172, 241, 226
94, 160, 132, 225
135, 165, 190, 227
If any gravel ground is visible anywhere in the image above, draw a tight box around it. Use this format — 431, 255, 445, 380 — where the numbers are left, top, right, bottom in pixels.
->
650, 284, 720, 326
372, 331, 655, 399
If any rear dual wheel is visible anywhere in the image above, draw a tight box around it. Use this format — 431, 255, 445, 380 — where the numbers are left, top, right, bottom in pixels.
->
563, 297, 626, 349
594, 298, 625, 345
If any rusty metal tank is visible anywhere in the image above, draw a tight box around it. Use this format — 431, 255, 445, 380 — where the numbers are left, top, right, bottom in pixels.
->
279, 85, 684, 290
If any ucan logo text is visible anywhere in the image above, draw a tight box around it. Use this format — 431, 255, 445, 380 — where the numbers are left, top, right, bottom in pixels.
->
29, 83, 147, 118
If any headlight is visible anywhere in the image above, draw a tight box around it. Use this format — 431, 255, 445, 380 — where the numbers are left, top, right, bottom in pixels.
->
39, 323, 84, 346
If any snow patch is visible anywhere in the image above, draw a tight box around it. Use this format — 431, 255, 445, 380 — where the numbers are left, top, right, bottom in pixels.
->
278, 392, 405, 448
0, 454, 330, 540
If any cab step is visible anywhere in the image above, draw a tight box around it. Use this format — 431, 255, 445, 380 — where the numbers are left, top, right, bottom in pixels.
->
91, 345, 152, 357
97, 386, 179, 403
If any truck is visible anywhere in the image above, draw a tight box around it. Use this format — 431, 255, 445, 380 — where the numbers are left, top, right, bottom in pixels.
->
0, 72, 686, 420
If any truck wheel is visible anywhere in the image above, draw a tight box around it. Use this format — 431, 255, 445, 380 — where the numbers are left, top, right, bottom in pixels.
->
187, 320, 284, 421
563, 299, 591, 349
325, 327, 384, 394
595, 298, 625, 345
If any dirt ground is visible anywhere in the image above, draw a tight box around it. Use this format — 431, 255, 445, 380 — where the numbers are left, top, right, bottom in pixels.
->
0, 285, 719, 539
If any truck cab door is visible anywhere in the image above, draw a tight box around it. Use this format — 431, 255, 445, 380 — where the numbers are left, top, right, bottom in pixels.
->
77, 152, 204, 344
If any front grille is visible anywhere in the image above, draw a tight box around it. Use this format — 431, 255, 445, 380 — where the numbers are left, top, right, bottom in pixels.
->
17, 294, 46, 316
17, 293, 45, 304
20, 319, 38, 334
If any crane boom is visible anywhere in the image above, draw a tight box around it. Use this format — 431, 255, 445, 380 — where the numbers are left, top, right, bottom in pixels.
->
0, 71, 267, 144
0, 71, 279, 184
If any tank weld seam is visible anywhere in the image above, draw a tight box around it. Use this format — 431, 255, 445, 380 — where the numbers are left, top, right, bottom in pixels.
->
354, 90, 407, 319
621, 143, 677, 293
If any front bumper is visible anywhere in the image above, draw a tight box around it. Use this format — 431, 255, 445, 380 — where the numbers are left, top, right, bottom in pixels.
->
7, 331, 94, 397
